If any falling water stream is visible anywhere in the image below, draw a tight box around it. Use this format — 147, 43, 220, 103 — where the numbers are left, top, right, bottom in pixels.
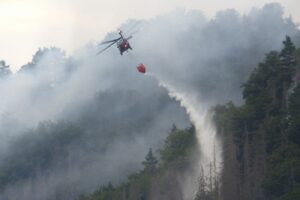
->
147, 73, 222, 199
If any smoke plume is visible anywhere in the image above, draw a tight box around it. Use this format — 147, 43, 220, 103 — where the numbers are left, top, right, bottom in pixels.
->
0, 2, 299, 199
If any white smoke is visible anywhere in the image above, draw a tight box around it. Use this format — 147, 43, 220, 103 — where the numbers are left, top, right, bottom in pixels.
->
0, 3, 299, 199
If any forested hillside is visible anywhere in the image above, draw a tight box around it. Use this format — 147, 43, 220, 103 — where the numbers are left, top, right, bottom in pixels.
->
79, 36, 300, 200
0, 3, 300, 200
215, 36, 300, 200
80, 126, 203, 200
0, 86, 187, 200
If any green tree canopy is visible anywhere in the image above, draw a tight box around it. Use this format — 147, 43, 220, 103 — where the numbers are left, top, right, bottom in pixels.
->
142, 148, 158, 173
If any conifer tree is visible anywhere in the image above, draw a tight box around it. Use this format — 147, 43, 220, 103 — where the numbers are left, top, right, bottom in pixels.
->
142, 148, 158, 173
0, 60, 11, 77
279, 36, 297, 83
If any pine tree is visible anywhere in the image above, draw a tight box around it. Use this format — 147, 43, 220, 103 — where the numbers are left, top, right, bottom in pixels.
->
280, 36, 297, 67
279, 36, 297, 83
142, 148, 158, 173
0, 60, 11, 77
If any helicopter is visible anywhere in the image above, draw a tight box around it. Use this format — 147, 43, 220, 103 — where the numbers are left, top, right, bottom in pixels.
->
97, 29, 136, 55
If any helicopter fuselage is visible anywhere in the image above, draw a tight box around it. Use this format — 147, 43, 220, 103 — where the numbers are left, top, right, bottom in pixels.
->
117, 31, 132, 55
117, 40, 132, 55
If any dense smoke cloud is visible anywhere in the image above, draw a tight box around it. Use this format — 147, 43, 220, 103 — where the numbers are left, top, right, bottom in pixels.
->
0, 2, 299, 199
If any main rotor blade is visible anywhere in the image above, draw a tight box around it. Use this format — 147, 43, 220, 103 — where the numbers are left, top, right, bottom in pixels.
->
126, 36, 133, 40
124, 21, 140, 35
96, 41, 118, 55
124, 31, 138, 41
127, 30, 139, 36
99, 37, 121, 45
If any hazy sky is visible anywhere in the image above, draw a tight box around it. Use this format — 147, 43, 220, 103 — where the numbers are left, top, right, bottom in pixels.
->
0, 0, 299, 71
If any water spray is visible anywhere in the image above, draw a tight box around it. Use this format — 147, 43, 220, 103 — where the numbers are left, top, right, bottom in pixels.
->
147, 72, 222, 199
